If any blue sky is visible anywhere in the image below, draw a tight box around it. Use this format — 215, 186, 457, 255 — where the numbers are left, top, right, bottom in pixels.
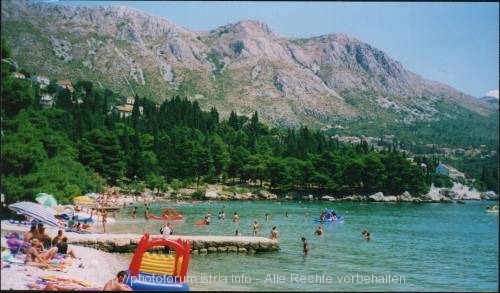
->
55, 1, 499, 98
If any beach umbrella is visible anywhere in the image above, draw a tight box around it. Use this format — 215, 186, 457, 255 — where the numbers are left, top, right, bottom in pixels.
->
35, 193, 58, 207
73, 195, 95, 204
8, 201, 61, 227
52, 205, 75, 216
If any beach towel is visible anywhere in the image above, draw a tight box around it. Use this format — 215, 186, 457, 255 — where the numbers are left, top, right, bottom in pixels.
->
26, 274, 101, 290
1, 250, 25, 264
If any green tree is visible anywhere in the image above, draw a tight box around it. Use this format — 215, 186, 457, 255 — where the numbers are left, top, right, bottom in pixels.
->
1, 77, 35, 116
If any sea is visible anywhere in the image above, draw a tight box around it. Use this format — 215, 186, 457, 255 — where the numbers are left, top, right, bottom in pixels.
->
109, 200, 499, 291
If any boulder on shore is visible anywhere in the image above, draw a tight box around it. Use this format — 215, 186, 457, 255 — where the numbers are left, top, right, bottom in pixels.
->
204, 190, 218, 200
369, 192, 389, 202
481, 191, 499, 200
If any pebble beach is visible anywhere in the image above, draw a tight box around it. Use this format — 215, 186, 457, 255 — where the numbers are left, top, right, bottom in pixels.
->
1, 243, 130, 290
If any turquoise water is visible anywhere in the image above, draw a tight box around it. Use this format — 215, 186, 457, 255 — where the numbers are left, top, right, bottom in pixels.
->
110, 200, 499, 291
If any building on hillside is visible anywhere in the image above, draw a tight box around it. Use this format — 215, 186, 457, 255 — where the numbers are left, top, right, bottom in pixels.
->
126, 96, 135, 105
112, 105, 133, 118
31, 75, 50, 89
13, 72, 26, 79
56, 80, 74, 93
111, 104, 144, 118
435, 163, 465, 179
39, 93, 55, 107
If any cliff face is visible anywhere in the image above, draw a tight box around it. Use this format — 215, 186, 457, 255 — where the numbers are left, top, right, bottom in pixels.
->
1, 0, 495, 127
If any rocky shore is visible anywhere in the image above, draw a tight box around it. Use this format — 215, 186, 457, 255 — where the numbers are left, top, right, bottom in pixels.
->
182, 182, 498, 203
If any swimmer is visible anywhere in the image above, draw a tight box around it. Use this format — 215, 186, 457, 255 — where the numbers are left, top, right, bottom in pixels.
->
315, 226, 323, 236
362, 230, 371, 241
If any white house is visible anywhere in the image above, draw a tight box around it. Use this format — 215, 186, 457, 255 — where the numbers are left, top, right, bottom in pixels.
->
39, 93, 55, 107
126, 96, 135, 105
435, 163, 465, 179
31, 75, 50, 89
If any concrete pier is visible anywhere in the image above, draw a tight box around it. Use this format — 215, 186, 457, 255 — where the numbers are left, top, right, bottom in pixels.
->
66, 233, 279, 254
1, 223, 279, 254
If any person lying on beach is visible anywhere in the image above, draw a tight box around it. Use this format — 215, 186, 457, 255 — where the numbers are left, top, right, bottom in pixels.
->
27, 238, 58, 265
43, 283, 81, 291
82, 221, 92, 232
102, 271, 133, 291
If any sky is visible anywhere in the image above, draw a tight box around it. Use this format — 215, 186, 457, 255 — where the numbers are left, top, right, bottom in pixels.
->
53, 1, 499, 98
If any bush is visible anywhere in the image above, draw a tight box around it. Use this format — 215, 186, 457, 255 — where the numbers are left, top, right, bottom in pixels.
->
432, 174, 453, 188
191, 189, 206, 200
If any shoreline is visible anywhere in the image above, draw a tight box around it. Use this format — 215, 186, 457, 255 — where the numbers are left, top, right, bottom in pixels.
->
124, 182, 498, 203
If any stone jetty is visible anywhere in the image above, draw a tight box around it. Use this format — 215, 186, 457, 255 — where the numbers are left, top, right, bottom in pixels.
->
0, 223, 279, 255
65, 233, 279, 254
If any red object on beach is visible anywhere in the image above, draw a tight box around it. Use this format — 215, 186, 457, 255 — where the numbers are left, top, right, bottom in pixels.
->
147, 208, 185, 220
127, 233, 191, 281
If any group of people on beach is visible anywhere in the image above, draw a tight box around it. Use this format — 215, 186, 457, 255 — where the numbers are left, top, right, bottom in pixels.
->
5, 224, 80, 270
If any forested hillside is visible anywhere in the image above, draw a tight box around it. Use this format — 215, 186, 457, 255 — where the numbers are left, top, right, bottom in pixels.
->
1, 38, 495, 204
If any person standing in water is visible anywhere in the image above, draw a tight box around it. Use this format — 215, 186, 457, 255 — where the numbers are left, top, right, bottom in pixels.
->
270, 226, 278, 240
161, 222, 172, 239
252, 220, 260, 236
232, 212, 240, 222
302, 237, 309, 256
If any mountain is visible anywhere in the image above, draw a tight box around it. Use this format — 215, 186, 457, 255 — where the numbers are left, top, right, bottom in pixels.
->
479, 94, 499, 109
1, 0, 496, 128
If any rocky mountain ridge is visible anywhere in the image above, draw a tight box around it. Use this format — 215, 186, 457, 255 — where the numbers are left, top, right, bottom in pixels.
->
1, 0, 495, 127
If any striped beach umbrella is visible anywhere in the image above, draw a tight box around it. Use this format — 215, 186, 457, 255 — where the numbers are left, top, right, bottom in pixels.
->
8, 201, 61, 227
35, 193, 58, 207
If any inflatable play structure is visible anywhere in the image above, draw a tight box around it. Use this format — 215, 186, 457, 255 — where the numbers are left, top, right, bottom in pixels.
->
124, 233, 190, 291
314, 209, 345, 223
147, 208, 185, 221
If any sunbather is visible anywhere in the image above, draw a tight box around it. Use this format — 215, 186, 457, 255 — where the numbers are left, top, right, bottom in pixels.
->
27, 238, 58, 265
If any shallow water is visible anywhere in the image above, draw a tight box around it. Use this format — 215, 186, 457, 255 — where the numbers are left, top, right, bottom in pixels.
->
109, 200, 499, 291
